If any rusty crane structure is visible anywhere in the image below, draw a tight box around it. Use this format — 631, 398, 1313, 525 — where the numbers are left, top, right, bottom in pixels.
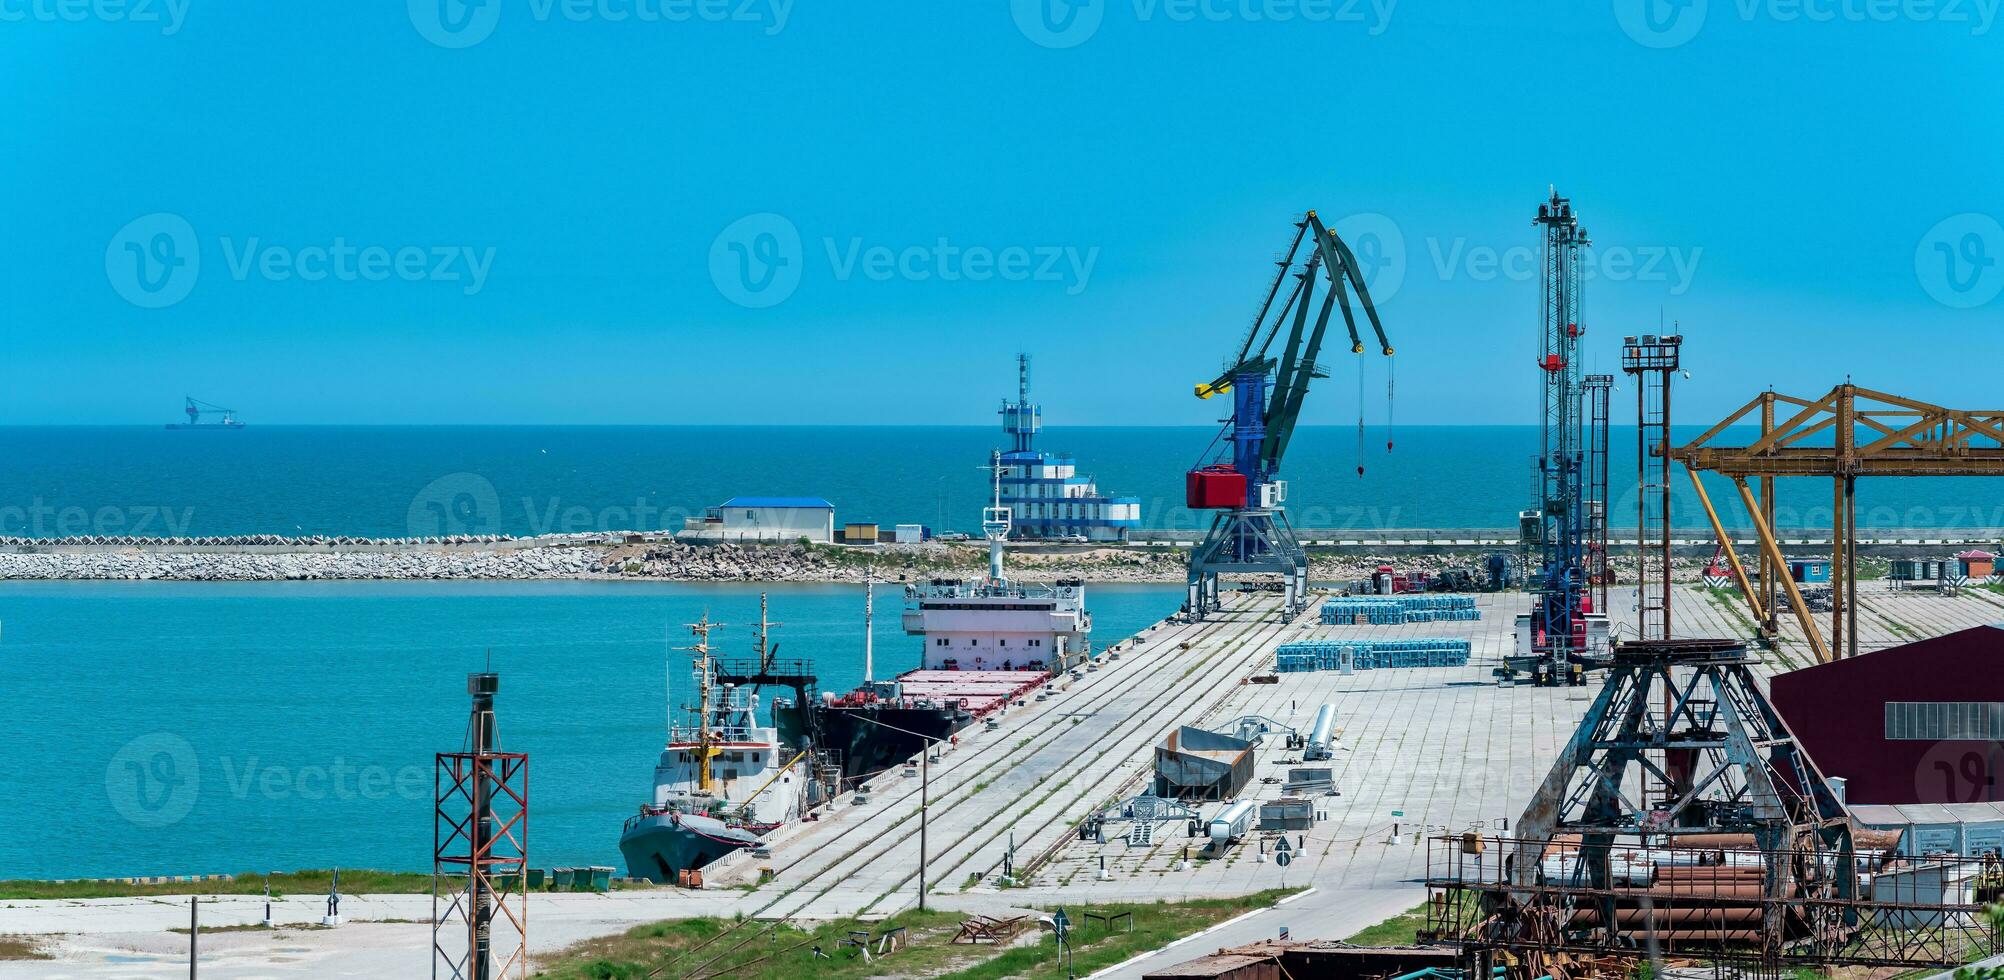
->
1677, 383, 2004, 662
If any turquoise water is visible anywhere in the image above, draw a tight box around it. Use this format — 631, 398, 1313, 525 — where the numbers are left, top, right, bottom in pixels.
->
9, 425, 2004, 539
0, 580, 1181, 880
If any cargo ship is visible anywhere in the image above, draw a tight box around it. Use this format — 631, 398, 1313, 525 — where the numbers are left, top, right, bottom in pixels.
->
618, 608, 813, 883
787, 454, 1092, 786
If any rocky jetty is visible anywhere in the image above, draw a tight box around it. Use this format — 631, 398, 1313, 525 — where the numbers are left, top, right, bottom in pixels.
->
0, 536, 1711, 584
0, 546, 600, 581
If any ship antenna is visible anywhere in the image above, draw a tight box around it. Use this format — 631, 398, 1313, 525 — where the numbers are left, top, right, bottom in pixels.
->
863, 563, 875, 684
982, 449, 1011, 585
683, 613, 724, 793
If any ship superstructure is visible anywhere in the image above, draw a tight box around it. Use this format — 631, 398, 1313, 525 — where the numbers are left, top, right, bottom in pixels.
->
619, 610, 807, 883
799, 455, 1093, 784
996, 354, 1140, 542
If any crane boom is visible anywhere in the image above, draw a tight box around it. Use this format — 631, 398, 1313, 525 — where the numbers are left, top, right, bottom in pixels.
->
1183, 209, 1398, 622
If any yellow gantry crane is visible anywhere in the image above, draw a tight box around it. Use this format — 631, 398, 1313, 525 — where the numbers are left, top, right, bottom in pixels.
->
1675, 384, 2004, 662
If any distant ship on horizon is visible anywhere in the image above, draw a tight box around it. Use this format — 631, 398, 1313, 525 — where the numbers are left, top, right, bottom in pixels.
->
165, 396, 245, 429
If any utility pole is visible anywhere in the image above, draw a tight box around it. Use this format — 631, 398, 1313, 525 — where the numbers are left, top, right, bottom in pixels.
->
851, 714, 937, 909
189, 896, 198, 978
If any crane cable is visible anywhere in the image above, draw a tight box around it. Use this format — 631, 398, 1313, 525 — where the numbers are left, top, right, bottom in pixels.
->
1387, 354, 1396, 453
1356, 357, 1366, 477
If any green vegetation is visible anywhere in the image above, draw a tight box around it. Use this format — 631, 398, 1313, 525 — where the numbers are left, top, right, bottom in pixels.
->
1343, 903, 1430, 947
534, 889, 1300, 980
0, 869, 435, 901
0, 869, 663, 902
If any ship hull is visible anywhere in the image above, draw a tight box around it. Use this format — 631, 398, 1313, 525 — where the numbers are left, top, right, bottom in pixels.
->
780, 699, 974, 785
618, 811, 761, 883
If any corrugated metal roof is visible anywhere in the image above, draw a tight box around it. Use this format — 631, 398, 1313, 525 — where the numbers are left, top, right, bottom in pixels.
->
1941, 801, 2004, 822
1850, 804, 1908, 826
1894, 804, 1961, 824
721, 497, 834, 510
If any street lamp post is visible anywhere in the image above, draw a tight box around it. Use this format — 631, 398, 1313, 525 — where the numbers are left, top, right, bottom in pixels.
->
850, 714, 939, 910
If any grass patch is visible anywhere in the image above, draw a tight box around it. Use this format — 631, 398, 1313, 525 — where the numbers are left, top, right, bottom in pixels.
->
0, 870, 665, 902
1343, 903, 1429, 946
0, 869, 438, 901
0, 936, 49, 960
534, 889, 1301, 980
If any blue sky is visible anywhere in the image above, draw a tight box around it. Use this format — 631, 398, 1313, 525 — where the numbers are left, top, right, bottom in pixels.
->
4, 2, 1999, 425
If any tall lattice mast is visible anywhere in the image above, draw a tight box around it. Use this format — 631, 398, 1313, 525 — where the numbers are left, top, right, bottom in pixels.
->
1584, 374, 1614, 617
433, 673, 528, 980
1622, 334, 1682, 641
1531, 189, 1591, 673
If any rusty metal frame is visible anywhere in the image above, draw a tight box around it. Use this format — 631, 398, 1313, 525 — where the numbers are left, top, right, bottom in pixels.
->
1676, 384, 2004, 661
1427, 835, 1999, 970
434, 751, 529, 980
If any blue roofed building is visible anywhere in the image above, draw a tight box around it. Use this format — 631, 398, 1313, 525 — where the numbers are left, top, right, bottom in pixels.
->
995, 354, 1141, 543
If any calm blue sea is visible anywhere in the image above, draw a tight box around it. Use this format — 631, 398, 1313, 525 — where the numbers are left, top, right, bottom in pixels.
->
0, 580, 1182, 880
6, 425, 2004, 538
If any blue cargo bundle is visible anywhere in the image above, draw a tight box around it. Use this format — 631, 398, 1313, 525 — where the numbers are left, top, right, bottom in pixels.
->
1321, 595, 1481, 626
1274, 637, 1473, 672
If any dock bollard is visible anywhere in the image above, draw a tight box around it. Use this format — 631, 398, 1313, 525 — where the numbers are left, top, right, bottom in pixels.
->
1179, 846, 1191, 871
1097, 856, 1109, 881
1256, 840, 1266, 864
321, 870, 343, 926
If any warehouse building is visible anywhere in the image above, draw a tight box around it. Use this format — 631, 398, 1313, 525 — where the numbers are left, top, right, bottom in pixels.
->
1770, 625, 2004, 806
682, 497, 835, 544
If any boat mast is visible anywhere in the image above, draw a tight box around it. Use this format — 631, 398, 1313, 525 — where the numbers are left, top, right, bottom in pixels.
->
983, 449, 1012, 585
684, 614, 723, 793
863, 568, 875, 683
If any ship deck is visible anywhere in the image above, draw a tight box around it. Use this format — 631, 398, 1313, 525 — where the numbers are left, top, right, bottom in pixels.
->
887, 669, 1045, 717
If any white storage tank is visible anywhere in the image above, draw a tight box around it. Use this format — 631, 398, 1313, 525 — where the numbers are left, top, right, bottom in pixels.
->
1208, 799, 1258, 846
1303, 704, 1339, 761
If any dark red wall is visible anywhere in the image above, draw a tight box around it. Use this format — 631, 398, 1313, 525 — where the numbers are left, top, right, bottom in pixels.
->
1769, 627, 2004, 805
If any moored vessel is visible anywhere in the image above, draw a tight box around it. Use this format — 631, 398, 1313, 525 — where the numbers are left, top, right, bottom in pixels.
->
618, 608, 810, 883
795, 454, 1093, 786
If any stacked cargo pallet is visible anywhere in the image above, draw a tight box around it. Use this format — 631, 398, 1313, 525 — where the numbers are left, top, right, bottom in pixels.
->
1274, 637, 1473, 672
1320, 594, 1482, 625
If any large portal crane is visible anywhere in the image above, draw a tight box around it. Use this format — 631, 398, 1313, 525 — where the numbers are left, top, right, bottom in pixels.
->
1184, 210, 1393, 621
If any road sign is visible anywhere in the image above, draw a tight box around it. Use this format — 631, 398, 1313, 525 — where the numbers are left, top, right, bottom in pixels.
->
1273, 837, 1293, 853
1052, 906, 1071, 943
1275, 849, 1292, 867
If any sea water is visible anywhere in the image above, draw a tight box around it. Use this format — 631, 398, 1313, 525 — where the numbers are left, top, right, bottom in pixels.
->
8, 425, 2004, 539
0, 580, 1180, 879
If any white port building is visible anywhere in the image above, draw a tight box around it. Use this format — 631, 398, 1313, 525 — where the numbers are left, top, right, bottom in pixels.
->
682, 497, 835, 544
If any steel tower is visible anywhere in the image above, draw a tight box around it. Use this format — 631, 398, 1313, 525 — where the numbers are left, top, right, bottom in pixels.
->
1528, 189, 1592, 683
